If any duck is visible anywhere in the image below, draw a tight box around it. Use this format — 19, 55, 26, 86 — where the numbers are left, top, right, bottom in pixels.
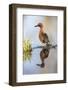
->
35, 23, 49, 44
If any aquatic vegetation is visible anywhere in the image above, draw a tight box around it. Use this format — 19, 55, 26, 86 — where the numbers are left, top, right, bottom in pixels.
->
23, 39, 32, 52
23, 39, 32, 61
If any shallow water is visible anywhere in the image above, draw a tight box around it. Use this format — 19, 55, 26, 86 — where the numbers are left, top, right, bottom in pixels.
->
23, 48, 57, 75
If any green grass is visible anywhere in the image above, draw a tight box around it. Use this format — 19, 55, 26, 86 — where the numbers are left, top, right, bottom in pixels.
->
23, 39, 32, 52
23, 39, 32, 61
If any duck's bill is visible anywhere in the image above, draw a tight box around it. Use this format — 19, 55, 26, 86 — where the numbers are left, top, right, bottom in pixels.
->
34, 25, 38, 27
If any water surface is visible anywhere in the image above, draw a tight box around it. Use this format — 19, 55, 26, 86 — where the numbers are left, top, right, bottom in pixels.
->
23, 48, 57, 75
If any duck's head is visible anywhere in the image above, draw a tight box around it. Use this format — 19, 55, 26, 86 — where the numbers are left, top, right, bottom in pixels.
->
34, 23, 43, 28
36, 63, 45, 68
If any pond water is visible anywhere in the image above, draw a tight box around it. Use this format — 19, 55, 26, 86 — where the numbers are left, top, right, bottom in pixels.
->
23, 47, 57, 75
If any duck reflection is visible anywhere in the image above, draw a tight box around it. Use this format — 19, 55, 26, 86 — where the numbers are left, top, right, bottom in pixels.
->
37, 48, 49, 68
23, 44, 57, 68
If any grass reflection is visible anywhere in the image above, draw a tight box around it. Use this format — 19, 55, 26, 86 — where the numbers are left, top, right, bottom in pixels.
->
23, 51, 32, 61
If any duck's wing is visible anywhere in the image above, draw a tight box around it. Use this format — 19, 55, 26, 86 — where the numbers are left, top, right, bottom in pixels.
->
43, 33, 49, 43
39, 32, 49, 43
43, 33, 48, 39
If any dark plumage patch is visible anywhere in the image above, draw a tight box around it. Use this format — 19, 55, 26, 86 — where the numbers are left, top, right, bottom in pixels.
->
42, 40, 45, 43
